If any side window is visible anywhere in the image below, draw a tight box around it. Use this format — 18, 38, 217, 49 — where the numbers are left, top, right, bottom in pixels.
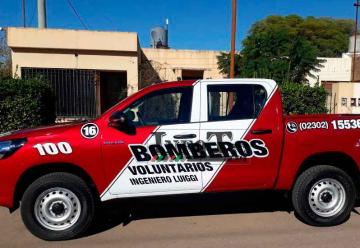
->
123, 87, 193, 126
207, 84, 267, 121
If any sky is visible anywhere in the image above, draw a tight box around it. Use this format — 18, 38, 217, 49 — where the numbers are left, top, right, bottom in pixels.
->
0, 0, 357, 51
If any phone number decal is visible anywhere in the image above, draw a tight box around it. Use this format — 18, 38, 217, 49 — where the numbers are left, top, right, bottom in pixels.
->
331, 119, 360, 130
299, 121, 329, 131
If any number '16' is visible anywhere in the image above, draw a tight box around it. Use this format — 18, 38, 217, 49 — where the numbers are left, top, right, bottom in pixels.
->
34, 142, 72, 156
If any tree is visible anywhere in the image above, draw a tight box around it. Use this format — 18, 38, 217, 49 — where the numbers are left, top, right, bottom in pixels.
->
0, 31, 11, 76
217, 52, 242, 77
218, 15, 354, 84
280, 82, 328, 114
299, 17, 353, 57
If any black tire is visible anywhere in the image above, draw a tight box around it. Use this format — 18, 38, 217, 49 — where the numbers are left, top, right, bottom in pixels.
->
292, 165, 356, 226
20, 172, 95, 241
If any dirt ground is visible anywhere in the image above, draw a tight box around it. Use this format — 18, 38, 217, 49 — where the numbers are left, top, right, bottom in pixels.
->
0, 191, 359, 248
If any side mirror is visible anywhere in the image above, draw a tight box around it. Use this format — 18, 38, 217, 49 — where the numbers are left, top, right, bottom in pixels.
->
109, 111, 136, 135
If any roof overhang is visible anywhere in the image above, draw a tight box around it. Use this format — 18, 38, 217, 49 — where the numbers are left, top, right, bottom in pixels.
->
7, 27, 139, 53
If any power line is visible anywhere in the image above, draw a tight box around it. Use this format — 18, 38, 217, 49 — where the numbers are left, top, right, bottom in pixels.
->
29, 2, 37, 27
88, 0, 118, 31
22, 0, 26, 27
65, 0, 89, 30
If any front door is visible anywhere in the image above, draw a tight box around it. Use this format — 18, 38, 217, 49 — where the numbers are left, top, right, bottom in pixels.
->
101, 85, 202, 200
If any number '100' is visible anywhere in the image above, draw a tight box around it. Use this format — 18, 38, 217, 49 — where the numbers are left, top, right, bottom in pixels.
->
33, 142, 72, 156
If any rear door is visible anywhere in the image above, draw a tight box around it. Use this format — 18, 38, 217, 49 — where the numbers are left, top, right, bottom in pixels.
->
199, 80, 284, 192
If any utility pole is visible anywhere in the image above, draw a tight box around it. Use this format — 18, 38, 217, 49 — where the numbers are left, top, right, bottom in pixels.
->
229, 0, 237, 78
22, 0, 26, 27
227, 0, 237, 110
37, 0, 47, 28
352, 0, 360, 82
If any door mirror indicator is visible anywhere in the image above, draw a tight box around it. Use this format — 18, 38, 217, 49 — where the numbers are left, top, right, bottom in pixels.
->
109, 111, 136, 135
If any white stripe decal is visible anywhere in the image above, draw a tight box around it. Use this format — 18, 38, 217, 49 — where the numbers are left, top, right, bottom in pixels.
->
100, 126, 160, 199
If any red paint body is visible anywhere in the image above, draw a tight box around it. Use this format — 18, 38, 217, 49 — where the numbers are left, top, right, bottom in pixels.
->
0, 80, 359, 209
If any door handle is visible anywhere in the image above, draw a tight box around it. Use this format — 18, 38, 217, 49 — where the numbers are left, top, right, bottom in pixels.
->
251, 129, 272, 135
174, 134, 197, 139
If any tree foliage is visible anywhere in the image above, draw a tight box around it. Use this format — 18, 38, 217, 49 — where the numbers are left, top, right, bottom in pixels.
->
280, 82, 328, 115
0, 31, 11, 76
299, 17, 353, 57
216, 52, 242, 78
218, 15, 354, 84
0, 76, 56, 133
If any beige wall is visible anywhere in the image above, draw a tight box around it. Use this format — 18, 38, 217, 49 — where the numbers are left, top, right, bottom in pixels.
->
11, 50, 139, 95
305, 53, 360, 114
307, 54, 352, 86
142, 48, 224, 83
7, 27, 138, 52
331, 82, 360, 114
7, 27, 140, 95
7, 28, 226, 94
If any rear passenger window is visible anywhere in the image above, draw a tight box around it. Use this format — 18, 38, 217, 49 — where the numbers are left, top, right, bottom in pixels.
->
207, 84, 267, 121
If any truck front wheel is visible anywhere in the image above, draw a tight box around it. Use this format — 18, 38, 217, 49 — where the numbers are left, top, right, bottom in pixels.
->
20, 172, 95, 241
292, 165, 356, 226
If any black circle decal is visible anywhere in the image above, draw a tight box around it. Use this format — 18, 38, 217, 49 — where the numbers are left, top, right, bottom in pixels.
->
81, 123, 99, 139
286, 122, 298, 133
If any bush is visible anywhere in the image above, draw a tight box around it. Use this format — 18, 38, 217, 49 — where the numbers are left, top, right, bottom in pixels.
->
0, 76, 56, 133
280, 82, 328, 115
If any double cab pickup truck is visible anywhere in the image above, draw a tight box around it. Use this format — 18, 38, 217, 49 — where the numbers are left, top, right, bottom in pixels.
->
0, 79, 359, 240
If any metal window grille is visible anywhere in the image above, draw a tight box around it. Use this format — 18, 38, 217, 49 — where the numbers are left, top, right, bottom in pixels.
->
21, 68, 97, 118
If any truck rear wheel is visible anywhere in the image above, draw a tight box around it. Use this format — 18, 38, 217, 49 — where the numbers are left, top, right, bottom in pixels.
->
292, 165, 355, 226
20, 172, 95, 241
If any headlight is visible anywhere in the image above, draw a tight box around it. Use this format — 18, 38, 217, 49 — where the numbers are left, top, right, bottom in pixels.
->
0, 138, 27, 159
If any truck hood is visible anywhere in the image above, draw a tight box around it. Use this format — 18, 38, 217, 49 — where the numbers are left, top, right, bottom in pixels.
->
0, 122, 86, 141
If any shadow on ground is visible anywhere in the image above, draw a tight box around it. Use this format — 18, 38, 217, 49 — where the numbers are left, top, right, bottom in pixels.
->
86, 190, 292, 237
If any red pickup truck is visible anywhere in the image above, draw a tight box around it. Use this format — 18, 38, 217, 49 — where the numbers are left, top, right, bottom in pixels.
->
0, 79, 359, 240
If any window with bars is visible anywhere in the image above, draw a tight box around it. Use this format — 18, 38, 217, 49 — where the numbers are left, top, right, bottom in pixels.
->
21, 68, 97, 118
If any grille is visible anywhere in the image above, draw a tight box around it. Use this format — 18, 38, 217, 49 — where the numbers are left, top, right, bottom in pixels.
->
21, 68, 97, 118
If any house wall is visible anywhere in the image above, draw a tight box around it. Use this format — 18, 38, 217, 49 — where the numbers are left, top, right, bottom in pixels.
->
306, 54, 352, 86
331, 82, 360, 114
306, 53, 360, 114
141, 48, 224, 87
11, 49, 139, 95
7, 27, 140, 95
7, 27, 138, 52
